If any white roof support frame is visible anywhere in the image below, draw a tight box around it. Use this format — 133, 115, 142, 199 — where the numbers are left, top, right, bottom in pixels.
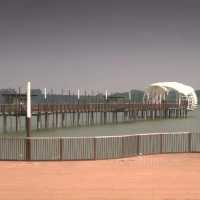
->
144, 82, 198, 110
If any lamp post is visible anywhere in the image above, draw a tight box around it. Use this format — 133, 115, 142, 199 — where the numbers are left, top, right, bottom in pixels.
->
129, 91, 131, 102
105, 90, 108, 102
77, 89, 80, 104
44, 87, 47, 102
26, 81, 31, 160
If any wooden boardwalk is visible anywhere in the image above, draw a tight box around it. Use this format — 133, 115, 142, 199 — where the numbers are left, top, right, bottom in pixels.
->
0, 102, 188, 132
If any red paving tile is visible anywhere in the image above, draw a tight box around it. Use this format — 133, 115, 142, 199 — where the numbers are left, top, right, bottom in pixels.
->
0, 153, 200, 200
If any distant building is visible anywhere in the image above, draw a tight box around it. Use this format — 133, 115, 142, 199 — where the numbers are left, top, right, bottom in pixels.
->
107, 95, 127, 102
0, 89, 17, 104
0, 89, 41, 104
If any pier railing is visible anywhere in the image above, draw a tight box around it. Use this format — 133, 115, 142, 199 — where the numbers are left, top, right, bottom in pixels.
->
0, 102, 188, 132
0, 102, 188, 114
0, 132, 199, 161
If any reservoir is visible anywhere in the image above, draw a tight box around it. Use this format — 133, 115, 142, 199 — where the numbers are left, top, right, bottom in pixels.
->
0, 108, 199, 137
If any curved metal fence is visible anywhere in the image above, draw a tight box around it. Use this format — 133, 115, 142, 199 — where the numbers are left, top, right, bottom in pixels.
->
0, 132, 199, 161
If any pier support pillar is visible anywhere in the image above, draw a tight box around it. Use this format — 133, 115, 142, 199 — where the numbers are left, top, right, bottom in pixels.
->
3, 115, 7, 133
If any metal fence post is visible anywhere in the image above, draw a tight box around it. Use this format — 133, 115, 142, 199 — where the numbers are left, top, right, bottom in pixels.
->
93, 137, 97, 160
60, 138, 63, 160
26, 136, 31, 161
137, 135, 140, 155
188, 132, 192, 153
122, 136, 125, 158
160, 134, 163, 154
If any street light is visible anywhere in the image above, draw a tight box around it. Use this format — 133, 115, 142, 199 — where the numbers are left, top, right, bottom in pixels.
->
77, 89, 80, 104
26, 81, 31, 160
105, 90, 108, 102
44, 88, 47, 101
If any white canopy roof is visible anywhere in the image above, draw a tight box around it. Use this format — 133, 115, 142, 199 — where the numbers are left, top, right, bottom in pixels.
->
145, 82, 198, 107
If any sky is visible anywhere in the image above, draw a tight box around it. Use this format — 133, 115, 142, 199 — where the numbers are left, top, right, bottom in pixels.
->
0, 0, 200, 93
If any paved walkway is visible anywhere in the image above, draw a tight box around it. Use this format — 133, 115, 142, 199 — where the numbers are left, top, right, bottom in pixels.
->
0, 153, 200, 200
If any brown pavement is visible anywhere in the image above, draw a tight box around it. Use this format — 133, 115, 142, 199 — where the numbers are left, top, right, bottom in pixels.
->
0, 153, 200, 200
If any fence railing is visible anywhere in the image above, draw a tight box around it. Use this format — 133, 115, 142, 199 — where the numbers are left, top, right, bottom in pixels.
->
0, 132, 199, 161
0, 102, 188, 114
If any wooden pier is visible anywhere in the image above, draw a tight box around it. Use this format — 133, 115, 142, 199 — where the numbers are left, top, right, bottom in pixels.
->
0, 102, 188, 133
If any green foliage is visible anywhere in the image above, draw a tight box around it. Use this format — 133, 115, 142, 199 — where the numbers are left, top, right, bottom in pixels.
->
195, 90, 200, 104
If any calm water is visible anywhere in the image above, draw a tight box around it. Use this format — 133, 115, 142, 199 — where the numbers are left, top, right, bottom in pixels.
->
1, 108, 200, 137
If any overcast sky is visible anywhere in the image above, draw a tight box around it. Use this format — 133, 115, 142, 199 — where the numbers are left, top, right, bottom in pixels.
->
0, 0, 200, 93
